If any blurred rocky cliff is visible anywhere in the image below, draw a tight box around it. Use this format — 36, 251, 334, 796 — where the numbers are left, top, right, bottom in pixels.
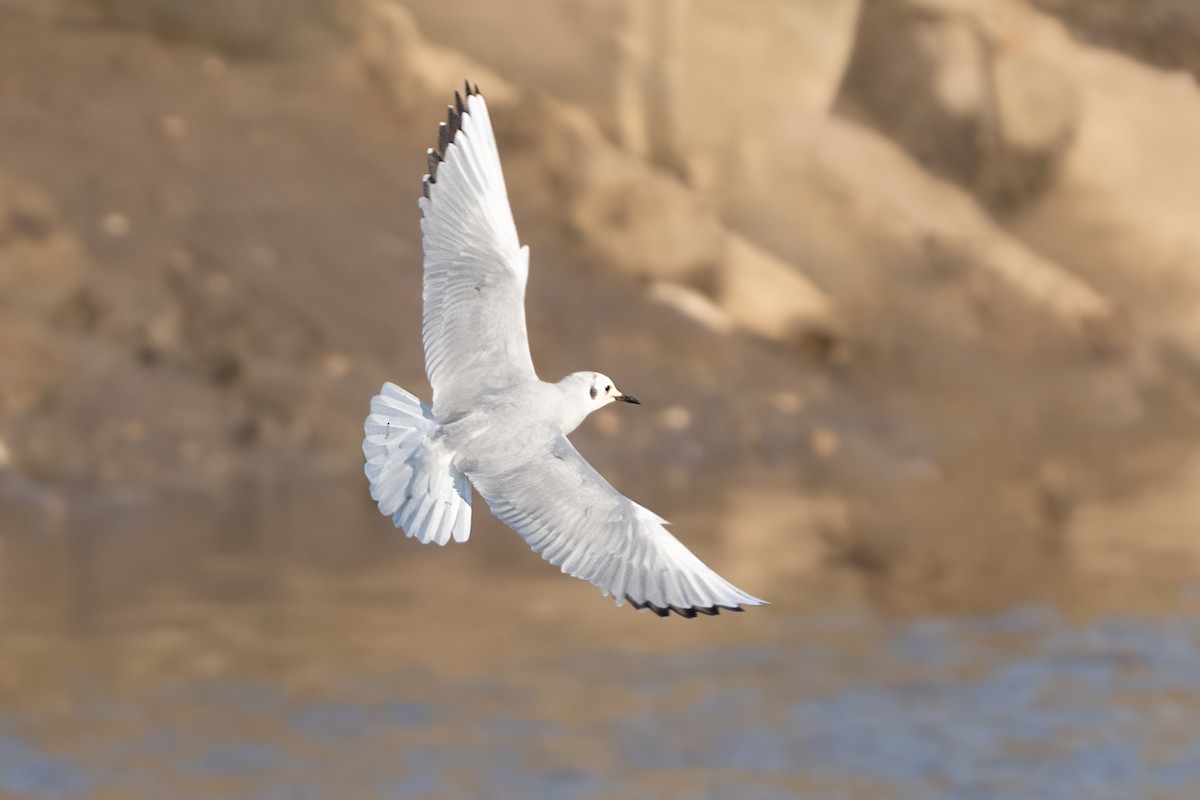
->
2, 0, 1199, 607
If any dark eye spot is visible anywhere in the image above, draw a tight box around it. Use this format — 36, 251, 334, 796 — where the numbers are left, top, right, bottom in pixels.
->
605, 385, 611, 392
589, 386, 597, 399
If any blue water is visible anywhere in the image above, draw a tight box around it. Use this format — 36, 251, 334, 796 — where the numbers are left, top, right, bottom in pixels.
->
5, 606, 1200, 799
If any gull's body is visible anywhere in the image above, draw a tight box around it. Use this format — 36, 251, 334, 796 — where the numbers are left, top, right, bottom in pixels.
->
363, 84, 764, 617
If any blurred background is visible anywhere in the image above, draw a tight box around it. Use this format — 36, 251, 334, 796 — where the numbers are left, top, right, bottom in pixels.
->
2, 0, 1200, 797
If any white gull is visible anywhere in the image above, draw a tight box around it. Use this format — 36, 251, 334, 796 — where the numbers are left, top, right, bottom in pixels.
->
363, 83, 765, 617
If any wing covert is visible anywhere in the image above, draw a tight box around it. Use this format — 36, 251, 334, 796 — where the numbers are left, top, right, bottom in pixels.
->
420, 85, 536, 417
467, 436, 765, 617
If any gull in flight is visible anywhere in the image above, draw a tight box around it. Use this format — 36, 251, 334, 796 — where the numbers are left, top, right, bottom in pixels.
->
363, 83, 765, 617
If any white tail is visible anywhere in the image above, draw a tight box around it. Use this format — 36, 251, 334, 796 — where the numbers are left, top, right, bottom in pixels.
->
363, 383, 472, 545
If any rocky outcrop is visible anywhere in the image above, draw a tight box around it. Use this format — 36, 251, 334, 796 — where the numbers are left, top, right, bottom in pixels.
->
720, 111, 1113, 346
349, 0, 836, 345
717, 234, 835, 347
839, 0, 1200, 364
1032, 0, 1200, 82
925, 0, 1200, 357
840, 0, 1080, 211
393, 0, 861, 172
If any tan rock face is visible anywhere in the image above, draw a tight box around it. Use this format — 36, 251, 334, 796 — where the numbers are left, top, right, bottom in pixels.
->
562, 142, 726, 285
721, 112, 1112, 345
396, 0, 861, 169
670, 0, 862, 163
1010, 47, 1200, 302
717, 234, 834, 345
491, 93, 727, 287
1032, 0, 1200, 82
839, 0, 1080, 211
349, 0, 830, 341
959, 0, 1200, 356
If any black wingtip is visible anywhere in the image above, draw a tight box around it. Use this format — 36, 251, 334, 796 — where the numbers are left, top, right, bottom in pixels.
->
627, 596, 738, 618
423, 85, 480, 200
426, 148, 439, 183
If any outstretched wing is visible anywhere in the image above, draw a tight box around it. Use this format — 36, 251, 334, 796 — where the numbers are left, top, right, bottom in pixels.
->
467, 436, 766, 617
420, 84, 536, 417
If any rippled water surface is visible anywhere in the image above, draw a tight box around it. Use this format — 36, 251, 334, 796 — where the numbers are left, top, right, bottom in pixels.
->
2, 482, 1199, 799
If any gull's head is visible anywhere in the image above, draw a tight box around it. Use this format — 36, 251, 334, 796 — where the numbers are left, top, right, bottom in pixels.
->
574, 371, 640, 410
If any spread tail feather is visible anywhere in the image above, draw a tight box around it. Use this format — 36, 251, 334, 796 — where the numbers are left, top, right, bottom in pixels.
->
363, 382, 472, 545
